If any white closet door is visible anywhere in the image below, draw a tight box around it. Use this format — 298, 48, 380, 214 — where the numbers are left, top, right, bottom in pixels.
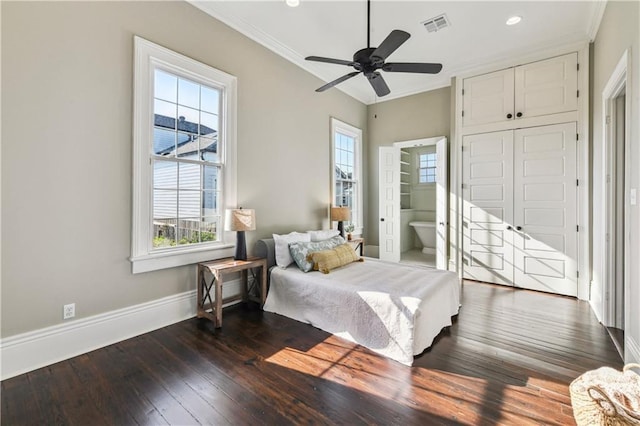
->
462, 68, 514, 127
513, 123, 578, 296
436, 138, 448, 270
462, 131, 514, 285
514, 53, 578, 119
378, 147, 401, 263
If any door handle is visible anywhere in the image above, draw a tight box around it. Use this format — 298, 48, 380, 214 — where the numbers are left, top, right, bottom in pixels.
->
516, 226, 523, 231
506, 225, 512, 230
380, 218, 385, 222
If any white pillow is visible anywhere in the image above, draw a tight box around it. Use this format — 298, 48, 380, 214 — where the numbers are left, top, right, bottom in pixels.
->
307, 229, 340, 242
272, 232, 311, 268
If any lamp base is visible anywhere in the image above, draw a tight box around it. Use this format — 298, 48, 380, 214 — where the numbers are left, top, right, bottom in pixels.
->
235, 231, 247, 260
338, 221, 345, 239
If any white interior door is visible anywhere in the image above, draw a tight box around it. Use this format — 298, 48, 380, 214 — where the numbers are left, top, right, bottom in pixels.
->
379, 147, 400, 262
513, 123, 578, 296
462, 131, 514, 285
436, 138, 448, 270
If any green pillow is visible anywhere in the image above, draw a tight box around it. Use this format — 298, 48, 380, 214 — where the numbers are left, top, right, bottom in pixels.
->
289, 236, 344, 272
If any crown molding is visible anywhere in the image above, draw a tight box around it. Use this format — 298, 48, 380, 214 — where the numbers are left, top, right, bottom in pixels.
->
587, 0, 608, 42
188, 1, 599, 105
189, 0, 371, 104
449, 38, 589, 81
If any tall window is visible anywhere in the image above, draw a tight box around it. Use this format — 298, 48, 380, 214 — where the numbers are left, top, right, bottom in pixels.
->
331, 118, 363, 233
418, 152, 437, 184
132, 37, 237, 273
152, 70, 220, 249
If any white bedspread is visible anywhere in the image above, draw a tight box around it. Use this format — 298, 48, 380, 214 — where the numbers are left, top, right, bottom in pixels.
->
263, 258, 460, 366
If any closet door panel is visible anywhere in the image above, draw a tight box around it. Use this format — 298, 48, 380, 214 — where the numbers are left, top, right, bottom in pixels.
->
514, 53, 578, 120
462, 131, 514, 285
513, 123, 577, 296
462, 68, 514, 127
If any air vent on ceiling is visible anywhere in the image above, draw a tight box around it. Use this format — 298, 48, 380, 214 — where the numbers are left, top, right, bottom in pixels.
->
422, 14, 451, 33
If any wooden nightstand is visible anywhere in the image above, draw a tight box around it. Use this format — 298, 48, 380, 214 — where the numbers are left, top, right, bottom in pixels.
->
197, 257, 267, 328
348, 237, 364, 256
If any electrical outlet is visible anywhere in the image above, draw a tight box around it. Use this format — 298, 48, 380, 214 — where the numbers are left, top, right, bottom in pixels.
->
63, 303, 75, 320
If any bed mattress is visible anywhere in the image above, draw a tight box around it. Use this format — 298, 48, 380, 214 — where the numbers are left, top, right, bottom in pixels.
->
263, 258, 460, 366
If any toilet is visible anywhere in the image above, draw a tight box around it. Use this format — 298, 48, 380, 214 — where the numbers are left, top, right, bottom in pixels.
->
409, 221, 436, 254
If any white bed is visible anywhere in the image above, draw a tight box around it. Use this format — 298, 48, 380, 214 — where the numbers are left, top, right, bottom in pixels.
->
257, 239, 460, 366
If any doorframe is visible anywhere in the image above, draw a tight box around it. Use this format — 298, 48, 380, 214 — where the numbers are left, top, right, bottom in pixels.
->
390, 136, 448, 269
601, 49, 631, 331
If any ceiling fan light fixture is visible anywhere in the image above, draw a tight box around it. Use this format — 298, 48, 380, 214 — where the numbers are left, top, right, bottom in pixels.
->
285, 0, 300, 7
506, 15, 522, 26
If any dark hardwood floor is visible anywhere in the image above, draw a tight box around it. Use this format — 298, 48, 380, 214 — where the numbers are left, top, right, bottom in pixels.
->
1, 281, 622, 425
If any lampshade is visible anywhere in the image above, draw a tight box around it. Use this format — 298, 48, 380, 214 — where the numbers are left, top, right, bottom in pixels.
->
225, 208, 256, 232
330, 207, 350, 222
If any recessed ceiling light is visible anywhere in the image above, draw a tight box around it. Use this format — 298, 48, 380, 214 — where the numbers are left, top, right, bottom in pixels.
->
286, 0, 300, 7
506, 16, 522, 26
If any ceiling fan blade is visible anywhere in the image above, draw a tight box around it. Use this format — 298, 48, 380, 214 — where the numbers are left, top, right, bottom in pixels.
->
383, 62, 443, 74
370, 30, 410, 61
366, 72, 390, 97
316, 71, 361, 92
306, 56, 357, 67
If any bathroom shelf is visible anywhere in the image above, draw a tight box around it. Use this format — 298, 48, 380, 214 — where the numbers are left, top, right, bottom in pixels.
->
400, 150, 411, 209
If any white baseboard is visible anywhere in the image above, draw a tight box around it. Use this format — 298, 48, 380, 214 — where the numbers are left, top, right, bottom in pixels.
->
626, 335, 640, 364
0, 279, 241, 380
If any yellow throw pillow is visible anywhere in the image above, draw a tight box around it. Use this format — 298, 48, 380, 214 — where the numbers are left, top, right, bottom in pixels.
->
309, 243, 363, 274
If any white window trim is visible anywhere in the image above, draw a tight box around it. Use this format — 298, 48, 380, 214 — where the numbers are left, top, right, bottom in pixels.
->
415, 148, 437, 187
330, 117, 363, 235
131, 36, 237, 273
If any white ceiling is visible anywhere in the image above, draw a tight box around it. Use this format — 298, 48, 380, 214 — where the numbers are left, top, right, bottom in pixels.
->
191, 0, 606, 104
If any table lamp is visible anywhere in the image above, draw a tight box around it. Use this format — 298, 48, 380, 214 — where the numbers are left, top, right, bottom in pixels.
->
225, 208, 256, 260
330, 206, 350, 239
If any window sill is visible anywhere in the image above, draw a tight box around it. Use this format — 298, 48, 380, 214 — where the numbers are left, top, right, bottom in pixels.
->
130, 243, 235, 274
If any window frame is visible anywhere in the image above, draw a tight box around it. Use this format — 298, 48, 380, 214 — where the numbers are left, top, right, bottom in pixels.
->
330, 117, 363, 235
131, 36, 237, 273
417, 150, 437, 185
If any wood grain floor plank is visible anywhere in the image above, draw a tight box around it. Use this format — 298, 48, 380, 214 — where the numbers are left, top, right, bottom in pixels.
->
67, 354, 138, 425
90, 344, 169, 425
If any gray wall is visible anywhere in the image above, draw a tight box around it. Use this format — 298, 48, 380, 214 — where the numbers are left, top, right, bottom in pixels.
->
366, 87, 451, 246
1, 1, 366, 336
591, 0, 640, 360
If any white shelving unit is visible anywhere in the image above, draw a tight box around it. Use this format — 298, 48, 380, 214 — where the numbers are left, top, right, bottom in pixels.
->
400, 150, 411, 209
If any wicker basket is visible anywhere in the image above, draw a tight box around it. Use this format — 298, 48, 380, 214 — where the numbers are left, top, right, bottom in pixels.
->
570, 364, 640, 426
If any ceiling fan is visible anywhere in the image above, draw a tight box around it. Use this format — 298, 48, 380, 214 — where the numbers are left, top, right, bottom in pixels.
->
305, 0, 442, 97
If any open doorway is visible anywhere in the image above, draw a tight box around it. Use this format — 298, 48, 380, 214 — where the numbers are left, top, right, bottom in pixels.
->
378, 136, 448, 269
602, 50, 630, 358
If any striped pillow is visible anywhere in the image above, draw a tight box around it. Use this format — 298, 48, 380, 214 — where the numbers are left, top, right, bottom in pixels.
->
309, 243, 363, 274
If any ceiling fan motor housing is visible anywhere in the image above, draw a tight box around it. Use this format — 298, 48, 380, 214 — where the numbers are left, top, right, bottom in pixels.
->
354, 47, 384, 73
